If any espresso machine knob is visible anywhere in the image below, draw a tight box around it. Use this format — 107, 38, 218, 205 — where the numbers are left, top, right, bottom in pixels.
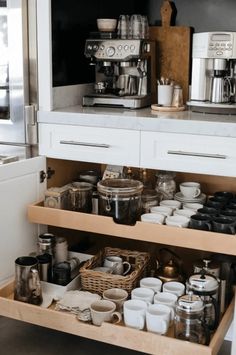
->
106, 46, 115, 57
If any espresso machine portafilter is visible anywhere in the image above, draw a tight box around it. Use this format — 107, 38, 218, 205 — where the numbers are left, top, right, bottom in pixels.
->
83, 39, 156, 109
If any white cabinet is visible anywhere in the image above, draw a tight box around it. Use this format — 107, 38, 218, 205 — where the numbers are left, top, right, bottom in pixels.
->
140, 131, 236, 177
39, 123, 140, 166
0, 156, 46, 284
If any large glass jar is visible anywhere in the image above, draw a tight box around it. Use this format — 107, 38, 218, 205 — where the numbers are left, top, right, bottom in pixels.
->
155, 171, 176, 200
97, 179, 143, 225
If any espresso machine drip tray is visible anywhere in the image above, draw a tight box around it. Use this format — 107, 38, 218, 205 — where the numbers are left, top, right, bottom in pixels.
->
83, 94, 151, 109
187, 101, 236, 115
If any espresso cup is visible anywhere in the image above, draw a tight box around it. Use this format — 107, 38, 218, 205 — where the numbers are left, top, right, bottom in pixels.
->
214, 191, 234, 203
140, 277, 162, 293
174, 208, 195, 218
102, 288, 128, 312
180, 182, 201, 199
150, 205, 173, 217
154, 291, 177, 323
123, 299, 147, 330
159, 200, 181, 211
219, 209, 236, 221
103, 256, 131, 276
131, 287, 154, 305
206, 197, 226, 210
189, 214, 212, 231
146, 304, 171, 334
162, 281, 185, 297
183, 203, 204, 211
90, 300, 122, 326
141, 213, 165, 225
165, 215, 190, 228
197, 207, 218, 218
212, 217, 236, 235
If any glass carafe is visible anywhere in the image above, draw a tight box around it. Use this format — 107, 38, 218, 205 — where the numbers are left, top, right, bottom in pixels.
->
174, 293, 210, 345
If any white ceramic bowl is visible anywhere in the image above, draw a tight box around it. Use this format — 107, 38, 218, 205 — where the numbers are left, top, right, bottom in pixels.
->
97, 18, 117, 32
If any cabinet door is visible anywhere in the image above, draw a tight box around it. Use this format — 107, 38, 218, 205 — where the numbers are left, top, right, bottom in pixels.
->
0, 156, 46, 284
141, 131, 236, 177
39, 124, 140, 166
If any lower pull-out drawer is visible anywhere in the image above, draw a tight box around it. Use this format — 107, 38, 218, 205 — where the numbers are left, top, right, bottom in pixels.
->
0, 280, 233, 355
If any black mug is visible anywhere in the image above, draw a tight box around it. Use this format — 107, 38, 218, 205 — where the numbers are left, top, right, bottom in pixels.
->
219, 209, 236, 221
213, 191, 234, 203
206, 197, 226, 210
212, 217, 236, 235
197, 207, 218, 218
189, 214, 212, 231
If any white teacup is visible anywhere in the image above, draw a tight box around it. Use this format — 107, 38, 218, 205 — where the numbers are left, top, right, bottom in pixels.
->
154, 292, 177, 323
131, 287, 154, 305
159, 200, 181, 211
140, 277, 162, 293
150, 206, 173, 217
180, 182, 201, 199
146, 304, 171, 334
165, 215, 190, 228
90, 300, 122, 326
183, 203, 203, 211
174, 208, 195, 218
141, 213, 165, 225
102, 288, 128, 312
123, 299, 147, 330
162, 281, 185, 297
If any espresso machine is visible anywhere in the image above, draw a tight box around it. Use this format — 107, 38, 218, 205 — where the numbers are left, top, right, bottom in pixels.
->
187, 32, 236, 114
83, 37, 156, 109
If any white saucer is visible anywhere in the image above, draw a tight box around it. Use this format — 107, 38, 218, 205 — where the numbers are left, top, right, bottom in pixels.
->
174, 192, 206, 204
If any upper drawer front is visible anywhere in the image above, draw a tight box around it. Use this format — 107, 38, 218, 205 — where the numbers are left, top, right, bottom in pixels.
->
141, 132, 236, 176
39, 124, 140, 166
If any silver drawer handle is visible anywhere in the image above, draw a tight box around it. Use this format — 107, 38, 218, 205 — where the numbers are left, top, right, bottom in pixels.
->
60, 140, 110, 149
167, 150, 227, 159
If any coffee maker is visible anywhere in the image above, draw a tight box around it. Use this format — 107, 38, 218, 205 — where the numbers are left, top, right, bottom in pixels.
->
187, 32, 236, 114
83, 36, 156, 109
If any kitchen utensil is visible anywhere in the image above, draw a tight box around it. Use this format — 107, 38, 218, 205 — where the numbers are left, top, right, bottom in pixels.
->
187, 271, 220, 330
14, 256, 43, 305
149, 0, 191, 104
174, 292, 210, 345
156, 248, 185, 283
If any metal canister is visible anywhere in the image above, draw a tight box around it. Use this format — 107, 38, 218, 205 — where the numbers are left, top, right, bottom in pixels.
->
38, 233, 56, 263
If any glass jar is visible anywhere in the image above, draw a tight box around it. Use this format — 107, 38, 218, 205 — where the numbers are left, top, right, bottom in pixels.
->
155, 171, 176, 200
68, 182, 93, 213
97, 178, 143, 225
141, 189, 159, 213
174, 293, 210, 345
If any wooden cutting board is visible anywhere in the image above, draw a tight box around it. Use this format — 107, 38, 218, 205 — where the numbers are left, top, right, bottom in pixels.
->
149, 0, 192, 104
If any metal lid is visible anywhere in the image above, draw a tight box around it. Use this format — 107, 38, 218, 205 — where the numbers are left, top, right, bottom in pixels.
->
188, 272, 219, 293
176, 293, 204, 313
97, 179, 143, 196
38, 233, 56, 243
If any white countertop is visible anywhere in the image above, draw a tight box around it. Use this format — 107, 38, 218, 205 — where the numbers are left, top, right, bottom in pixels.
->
37, 105, 236, 138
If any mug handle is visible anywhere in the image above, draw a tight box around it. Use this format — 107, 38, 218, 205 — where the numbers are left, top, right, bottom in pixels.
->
230, 225, 236, 235
123, 261, 131, 276
137, 314, 145, 330
111, 311, 122, 324
206, 222, 212, 231
193, 188, 201, 198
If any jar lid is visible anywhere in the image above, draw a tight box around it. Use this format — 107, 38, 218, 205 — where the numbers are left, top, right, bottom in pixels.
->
177, 293, 204, 313
70, 182, 93, 191
188, 272, 219, 293
97, 179, 143, 195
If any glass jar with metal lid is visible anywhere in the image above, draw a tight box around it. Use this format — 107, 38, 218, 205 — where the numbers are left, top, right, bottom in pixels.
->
155, 171, 176, 200
97, 178, 143, 225
174, 292, 210, 345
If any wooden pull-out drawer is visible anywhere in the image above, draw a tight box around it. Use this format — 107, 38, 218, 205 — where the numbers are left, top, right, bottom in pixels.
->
28, 201, 236, 256
39, 124, 140, 167
140, 132, 236, 177
0, 280, 233, 355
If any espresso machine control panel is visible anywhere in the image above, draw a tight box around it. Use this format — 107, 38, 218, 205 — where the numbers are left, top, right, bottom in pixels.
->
85, 39, 149, 61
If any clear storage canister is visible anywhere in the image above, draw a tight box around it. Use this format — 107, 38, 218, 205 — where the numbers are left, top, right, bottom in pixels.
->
155, 171, 176, 200
97, 179, 143, 225
141, 189, 160, 213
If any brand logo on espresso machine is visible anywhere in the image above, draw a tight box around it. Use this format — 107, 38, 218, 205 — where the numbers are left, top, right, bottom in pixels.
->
83, 38, 155, 109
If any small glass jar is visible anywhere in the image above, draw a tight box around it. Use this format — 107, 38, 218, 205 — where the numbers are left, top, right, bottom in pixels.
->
155, 171, 176, 200
141, 189, 159, 213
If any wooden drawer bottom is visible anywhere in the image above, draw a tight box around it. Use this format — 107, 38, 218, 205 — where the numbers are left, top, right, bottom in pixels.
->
0, 281, 233, 355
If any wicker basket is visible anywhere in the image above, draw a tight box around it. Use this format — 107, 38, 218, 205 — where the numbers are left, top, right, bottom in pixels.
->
79, 247, 151, 296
